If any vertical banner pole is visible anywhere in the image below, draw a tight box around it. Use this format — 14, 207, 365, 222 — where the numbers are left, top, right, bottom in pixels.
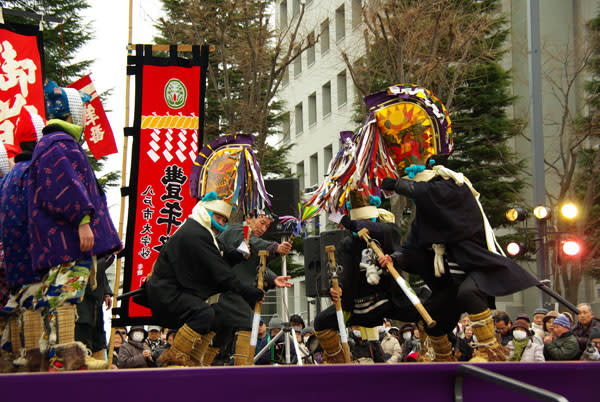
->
108, 0, 134, 368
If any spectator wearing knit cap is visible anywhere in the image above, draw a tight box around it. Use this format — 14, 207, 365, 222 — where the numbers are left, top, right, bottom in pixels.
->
507, 319, 544, 362
543, 314, 580, 361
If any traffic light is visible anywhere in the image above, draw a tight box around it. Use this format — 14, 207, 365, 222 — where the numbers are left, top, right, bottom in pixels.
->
505, 208, 528, 223
506, 241, 527, 257
560, 238, 583, 258
559, 202, 578, 220
533, 205, 552, 221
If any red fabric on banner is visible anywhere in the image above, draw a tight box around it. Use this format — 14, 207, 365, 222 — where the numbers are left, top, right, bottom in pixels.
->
68, 74, 118, 159
0, 27, 45, 145
129, 65, 201, 318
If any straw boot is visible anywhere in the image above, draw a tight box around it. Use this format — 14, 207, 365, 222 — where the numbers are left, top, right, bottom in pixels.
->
22, 310, 44, 372
469, 308, 508, 362
429, 334, 456, 362
0, 316, 20, 372
157, 324, 198, 367
316, 329, 346, 364
85, 349, 109, 370
203, 346, 219, 366
190, 331, 215, 367
50, 305, 87, 371
232, 330, 252, 366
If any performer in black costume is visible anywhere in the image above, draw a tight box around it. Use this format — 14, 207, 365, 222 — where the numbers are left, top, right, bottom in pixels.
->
147, 134, 271, 367
146, 193, 264, 366
379, 167, 539, 361
313, 189, 415, 363
363, 84, 539, 361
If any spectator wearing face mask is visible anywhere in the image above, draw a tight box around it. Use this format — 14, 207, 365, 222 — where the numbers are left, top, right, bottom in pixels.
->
117, 326, 156, 368
507, 319, 544, 362
398, 323, 420, 361
348, 326, 385, 363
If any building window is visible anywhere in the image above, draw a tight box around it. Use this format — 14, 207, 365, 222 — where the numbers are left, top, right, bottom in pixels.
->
307, 31, 315, 66
308, 92, 317, 127
280, 1, 288, 28
293, 0, 301, 17
295, 102, 303, 135
324, 144, 333, 171
282, 66, 289, 87
282, 112, 291, 142
293, 47, 302, 77
352, 0, 361, 28
335, 4, 345, 42
320, 19, 330, 54
296, 162, 305, 192
310, 153, 318, 186
337, 70, 347, 107
322, 81, 331, 116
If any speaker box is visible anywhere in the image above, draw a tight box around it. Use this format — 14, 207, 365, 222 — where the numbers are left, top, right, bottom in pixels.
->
263, 178, 300, 239
304, 236, 322, 298
304, 229, 347, 298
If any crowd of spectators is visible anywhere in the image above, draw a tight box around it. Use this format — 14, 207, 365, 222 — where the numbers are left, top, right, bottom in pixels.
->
107, 302, 600, 368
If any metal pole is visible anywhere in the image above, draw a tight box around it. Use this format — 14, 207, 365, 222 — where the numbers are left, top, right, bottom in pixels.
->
527, 0, 549, 308
107, 0, 134, 368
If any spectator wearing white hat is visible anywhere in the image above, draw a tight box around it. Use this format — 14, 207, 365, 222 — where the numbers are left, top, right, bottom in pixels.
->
145, 325, 165, 353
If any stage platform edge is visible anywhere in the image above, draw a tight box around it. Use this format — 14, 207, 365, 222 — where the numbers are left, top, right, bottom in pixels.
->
1, 361, 597, 402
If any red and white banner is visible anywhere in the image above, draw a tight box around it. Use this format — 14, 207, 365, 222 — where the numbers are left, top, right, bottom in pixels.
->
68, 74, 118, 159
128, 64, 201, 318
0, 24, 44, 145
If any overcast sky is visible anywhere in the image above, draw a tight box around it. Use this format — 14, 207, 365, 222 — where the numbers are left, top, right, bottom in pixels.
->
77, 0, 162, 215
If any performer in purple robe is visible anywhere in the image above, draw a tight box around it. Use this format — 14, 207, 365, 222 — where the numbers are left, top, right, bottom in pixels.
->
26, 80, 121, 371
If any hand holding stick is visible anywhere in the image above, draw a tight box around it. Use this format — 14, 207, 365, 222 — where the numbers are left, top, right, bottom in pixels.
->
357, 228, 436, 328
325, 245, 352, 363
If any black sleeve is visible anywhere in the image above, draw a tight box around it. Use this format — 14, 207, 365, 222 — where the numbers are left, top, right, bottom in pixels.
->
219, 238, 245, 266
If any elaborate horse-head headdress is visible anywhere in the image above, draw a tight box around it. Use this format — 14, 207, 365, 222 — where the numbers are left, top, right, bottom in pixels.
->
303, 85, 452, 218
365, 84, 453, 176
189, 134, 271, 220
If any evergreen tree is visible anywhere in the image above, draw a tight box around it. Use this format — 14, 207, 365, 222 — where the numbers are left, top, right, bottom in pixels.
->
2, 0, 93, 84
3, 0, 119, 187
446, 61, 527, 228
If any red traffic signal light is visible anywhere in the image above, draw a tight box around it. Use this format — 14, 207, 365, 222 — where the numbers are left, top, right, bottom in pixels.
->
506, 241, 526, 257
561, 239, 582, 257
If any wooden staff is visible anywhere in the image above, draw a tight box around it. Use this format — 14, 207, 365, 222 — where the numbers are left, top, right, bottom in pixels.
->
249, 250, 269, 362
357, 228, 436, 328
107, 0, 134, 368
324, 245, 352, 363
